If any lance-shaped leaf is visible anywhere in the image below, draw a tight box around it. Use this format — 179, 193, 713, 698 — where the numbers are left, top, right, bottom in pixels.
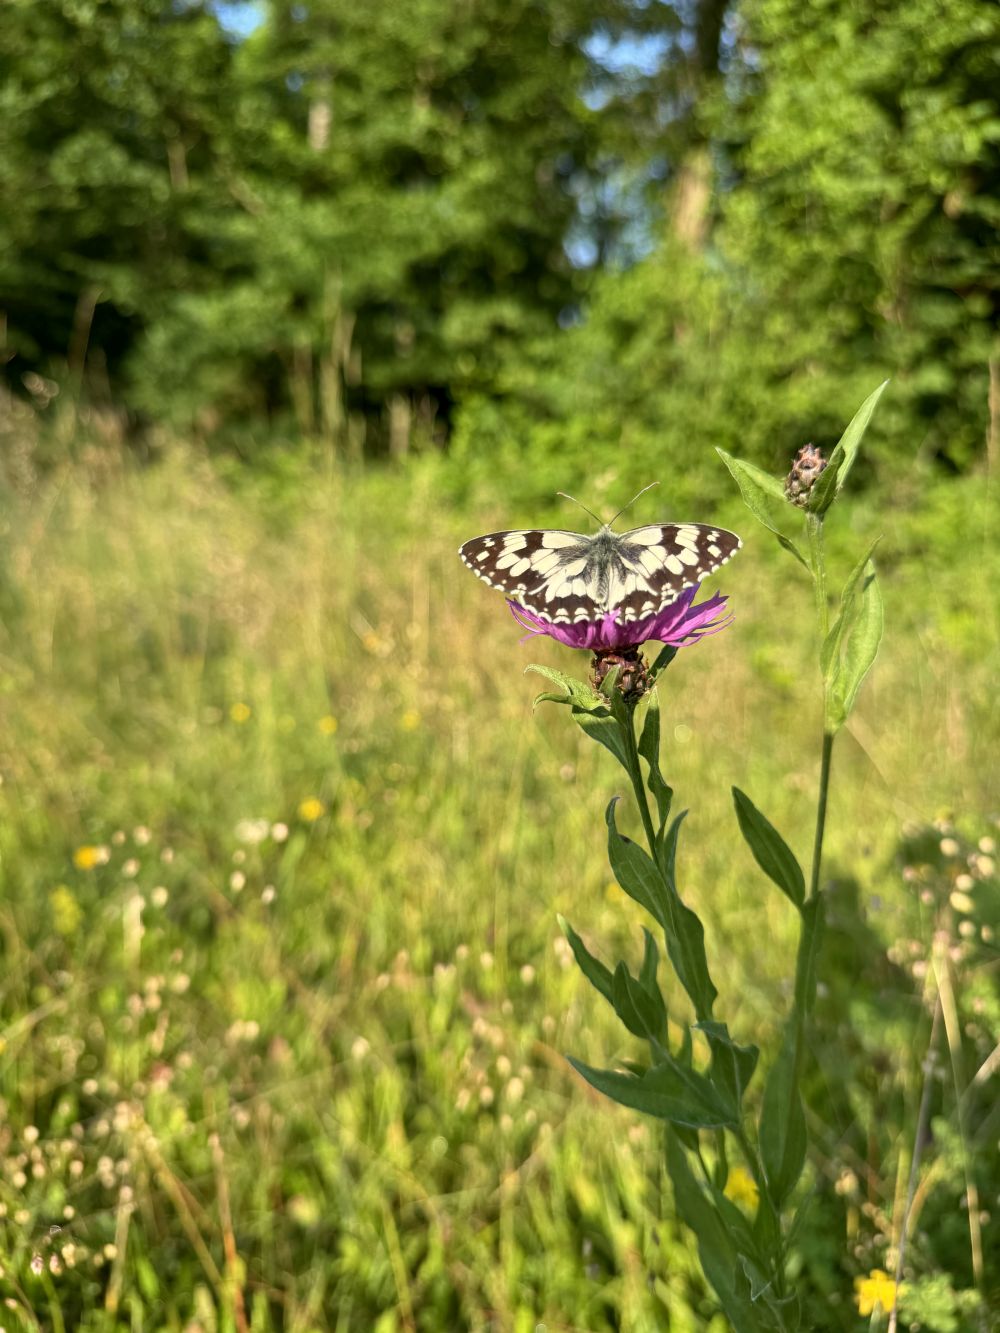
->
568, 1054, 738, 1129
662, 812, 718, 1021
826, 563, 883, 731
638, 691, 673, 836
649, 643, 678, 678
638, 928, 660, 997
820, 537, 883, 682
612, 962, 667, 1044
606, 797, 668, 927
808, 380, 888, 514
608, 802, 717, 1019
558, 915, 613, 1005
697, 1020, 760, 1112
526, 665, 632, 767
665, 1134, 768, 1331
758, 1023, 807, 1207
732, 788, 805, 909
716, 449, 808, 568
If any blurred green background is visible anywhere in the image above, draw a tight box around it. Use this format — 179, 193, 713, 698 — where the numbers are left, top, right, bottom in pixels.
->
0, 0, 998, 1328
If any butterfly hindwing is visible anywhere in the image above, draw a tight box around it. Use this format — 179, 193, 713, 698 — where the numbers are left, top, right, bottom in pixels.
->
609, 523, 742, 622
459, 522, 741, 626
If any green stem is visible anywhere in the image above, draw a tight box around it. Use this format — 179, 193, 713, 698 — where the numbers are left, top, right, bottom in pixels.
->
623, 703, 658, 859
806, 514, 829, 639
809, 731, 834, 901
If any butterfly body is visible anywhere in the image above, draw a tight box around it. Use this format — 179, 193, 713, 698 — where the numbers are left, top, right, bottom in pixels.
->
459, 520, 741, 627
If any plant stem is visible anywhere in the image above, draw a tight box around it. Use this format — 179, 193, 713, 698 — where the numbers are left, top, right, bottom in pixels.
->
624, 703, 659, 858
806, 514, 829, 639
887, 992, 942, 1333
809, 731, 834, 901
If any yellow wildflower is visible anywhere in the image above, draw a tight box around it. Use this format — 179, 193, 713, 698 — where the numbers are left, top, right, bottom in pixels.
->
230, 702, 252, 723
298, 797, 326, 822
73, 845, 109, 871
854, 1269, 898, 1316
723, 1166, 759, 1211
318, 715, 339, 736
400, 710, 421, 731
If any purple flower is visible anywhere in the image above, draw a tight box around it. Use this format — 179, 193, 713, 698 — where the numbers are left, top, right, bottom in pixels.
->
508, 586, 732, 652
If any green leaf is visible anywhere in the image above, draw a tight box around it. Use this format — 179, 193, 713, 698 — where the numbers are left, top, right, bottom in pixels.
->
808, 380, 889, 513
649, 644, 678, 678
834, 563, 883, 723
638, 692, 673, 836
804, 453, 842, 515
661, 809, 692, 889
732, 788, 805, 909
612, 962, 667, 1043
661, 812, 718, 1022
575, 708, 632, 770
824, 561, 883, 730
665, 1134, 767, 1332
697, 1020, 760, 1112
716, 449, 808, 568
606, 801, 717, 1020
558, 915, 614, 1006
758, 1024, 807, 1207
524, 663, 603, 711
569, 1055, 738, 1129
639, 928, 659, 997
820, 537, 883, 681
606, 797, 668, 927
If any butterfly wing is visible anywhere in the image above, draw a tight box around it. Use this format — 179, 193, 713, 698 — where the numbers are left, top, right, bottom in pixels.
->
459, 522, 742, 625
458, 528, 601, 624
608, 523, 742, 621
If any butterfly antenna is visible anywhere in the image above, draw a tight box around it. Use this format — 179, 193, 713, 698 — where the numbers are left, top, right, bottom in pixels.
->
608, 482, 659, 528
556, 492, 605, 526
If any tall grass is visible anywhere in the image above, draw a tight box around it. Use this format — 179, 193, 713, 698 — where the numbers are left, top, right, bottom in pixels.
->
0, 439, 995, 1329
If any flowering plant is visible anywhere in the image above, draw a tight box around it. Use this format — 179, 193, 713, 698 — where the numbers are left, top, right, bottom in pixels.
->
465, 384, 891, 1329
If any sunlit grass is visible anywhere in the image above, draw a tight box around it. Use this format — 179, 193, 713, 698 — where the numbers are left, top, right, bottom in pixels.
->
0, 443, 995, 1329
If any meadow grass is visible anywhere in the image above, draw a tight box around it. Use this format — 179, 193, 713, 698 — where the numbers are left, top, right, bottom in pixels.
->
0, 441, 995, 1330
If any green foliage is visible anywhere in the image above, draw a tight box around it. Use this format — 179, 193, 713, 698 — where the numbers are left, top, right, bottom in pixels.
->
0, 440, 995, 1326
3, 0, 996, 483
732, 789, 806, 909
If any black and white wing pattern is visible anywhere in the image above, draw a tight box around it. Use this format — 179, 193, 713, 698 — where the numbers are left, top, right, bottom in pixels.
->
459, 523, 741, 625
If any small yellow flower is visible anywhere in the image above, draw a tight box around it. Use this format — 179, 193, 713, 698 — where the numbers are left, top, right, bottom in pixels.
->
230, 702, 252, 724
723, 1166, 759, 1211
73, 845, 109, 871
298, 797, 326, 822
318, 715, 339, 736
854, 1269, 898, 1317
400, 710, 421, 731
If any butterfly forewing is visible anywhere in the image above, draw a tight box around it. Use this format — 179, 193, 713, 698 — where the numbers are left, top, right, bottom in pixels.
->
459, 522, 741, 625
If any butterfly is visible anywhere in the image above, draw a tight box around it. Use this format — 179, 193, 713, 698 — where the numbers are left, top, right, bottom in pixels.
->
459, 493, 741, 627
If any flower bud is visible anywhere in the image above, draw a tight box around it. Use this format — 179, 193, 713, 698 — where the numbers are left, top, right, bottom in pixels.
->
784, 443, 827, 507
591, 648, 652, 701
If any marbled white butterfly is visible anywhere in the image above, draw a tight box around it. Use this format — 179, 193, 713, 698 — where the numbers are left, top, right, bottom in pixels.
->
459, 491, 741, 627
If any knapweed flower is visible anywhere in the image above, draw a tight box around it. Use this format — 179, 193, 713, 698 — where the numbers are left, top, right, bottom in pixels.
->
510, 586, 732, 698
854, 1269, 898, 1316
509, 586, 731, 653
723, 1165, 759, 1211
